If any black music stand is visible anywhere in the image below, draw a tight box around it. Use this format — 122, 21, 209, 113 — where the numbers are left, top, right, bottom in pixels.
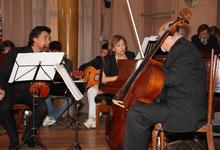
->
55, 64, 84, 150
8, 52, 64, 149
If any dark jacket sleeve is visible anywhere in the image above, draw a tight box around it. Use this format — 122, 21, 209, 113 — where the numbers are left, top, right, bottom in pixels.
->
125, 50, 136, 59
63, 58, 73, 74
191, 35, 199, 47
0, 48, 18, 89
79, 56, 103, 71
103, 54, 118, 76
210, 36, 220, 54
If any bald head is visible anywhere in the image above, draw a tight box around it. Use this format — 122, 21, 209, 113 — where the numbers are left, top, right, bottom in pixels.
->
158, 21, 173, 37
159, 21, 185, 52
158, 21, 186, 37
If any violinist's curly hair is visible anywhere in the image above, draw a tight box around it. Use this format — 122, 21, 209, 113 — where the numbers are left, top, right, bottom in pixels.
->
108, 34, 127, 54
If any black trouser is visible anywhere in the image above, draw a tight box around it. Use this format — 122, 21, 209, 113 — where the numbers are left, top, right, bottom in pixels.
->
0, 91, 47, 147
124, 102, 170, 150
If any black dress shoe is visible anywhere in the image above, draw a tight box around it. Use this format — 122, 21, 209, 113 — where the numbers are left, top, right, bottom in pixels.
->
26, 138, 36, 147
26, 137, 41, 148
8, 144, 19, 150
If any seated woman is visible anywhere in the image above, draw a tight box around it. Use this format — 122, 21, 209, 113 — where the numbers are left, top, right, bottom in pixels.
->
84, 34, 135, 129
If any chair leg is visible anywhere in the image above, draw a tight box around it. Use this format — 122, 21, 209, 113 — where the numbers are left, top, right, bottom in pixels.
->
17, 110, 24, 132
207, 126, 215, 150
151, 128, 159, 150
96, 104, 100, 134
159, 131, 165, 150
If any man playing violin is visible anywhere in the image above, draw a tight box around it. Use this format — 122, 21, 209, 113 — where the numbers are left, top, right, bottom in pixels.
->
123, 22, 207, 150
0, 26, 51, 149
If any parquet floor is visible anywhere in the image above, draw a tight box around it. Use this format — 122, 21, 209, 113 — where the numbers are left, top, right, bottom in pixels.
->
0, 113, 220, 150
0, 112, 108, 150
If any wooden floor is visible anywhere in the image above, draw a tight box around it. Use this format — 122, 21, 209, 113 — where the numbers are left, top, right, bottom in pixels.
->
0, 113, 109, 150
0, 128, 108, 150
1, 114, 220, 150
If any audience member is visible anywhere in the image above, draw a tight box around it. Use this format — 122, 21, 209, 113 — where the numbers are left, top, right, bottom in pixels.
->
0, 40, 15, 65
79, 42, 109, 71
191, 24, 220, 53
209, 25, 220, 47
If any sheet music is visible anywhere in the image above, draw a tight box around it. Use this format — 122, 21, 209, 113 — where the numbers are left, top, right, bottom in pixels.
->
54, 64, 83, 101
9, 52, 64, 83
135, 35, 158, 60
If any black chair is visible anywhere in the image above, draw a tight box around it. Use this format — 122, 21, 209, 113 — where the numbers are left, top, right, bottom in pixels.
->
151, 50, 218, 150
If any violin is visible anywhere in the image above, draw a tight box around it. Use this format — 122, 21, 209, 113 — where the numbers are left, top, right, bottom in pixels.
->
29, 82, 50, 98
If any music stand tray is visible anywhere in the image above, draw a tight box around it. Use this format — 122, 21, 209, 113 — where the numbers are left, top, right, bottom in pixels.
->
9, 52, 64, 149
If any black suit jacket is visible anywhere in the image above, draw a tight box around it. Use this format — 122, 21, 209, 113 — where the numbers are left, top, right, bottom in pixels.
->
160, 38, 207, 132
79, 56, 103, 71
191, 34, 220, 54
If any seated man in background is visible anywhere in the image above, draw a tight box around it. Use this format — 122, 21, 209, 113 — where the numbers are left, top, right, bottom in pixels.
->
77, 42, 109, 129
43, 41, 73, 127
191, 24, 220, 54
79, 42, 109, 71
0, 40, 15, 65
0, 40, 15, 129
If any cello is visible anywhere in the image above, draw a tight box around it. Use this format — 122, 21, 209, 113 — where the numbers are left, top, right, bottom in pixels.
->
106, 1, 192, 149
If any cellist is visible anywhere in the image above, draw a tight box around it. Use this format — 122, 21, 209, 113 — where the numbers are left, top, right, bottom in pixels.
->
124, 22, 207, 150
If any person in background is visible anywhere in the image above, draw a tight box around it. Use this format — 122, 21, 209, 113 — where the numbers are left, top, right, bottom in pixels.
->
73, 42, 109, 129
83, 35, 135, 129
0, 26, 51, 149
0, 40, 15, 65
43, 41, 73, 127
123, 22, 207, 150
0, 40, 15, 129
0, 88, 5, 130
0, 89, 5, 101
209, 25, 220, 47
191, 24, 220, 54
125, 48, 135, 59
78, 42, 109, 71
